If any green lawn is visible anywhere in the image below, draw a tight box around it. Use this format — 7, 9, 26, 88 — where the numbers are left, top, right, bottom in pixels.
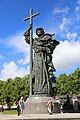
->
0, 110, 17, 115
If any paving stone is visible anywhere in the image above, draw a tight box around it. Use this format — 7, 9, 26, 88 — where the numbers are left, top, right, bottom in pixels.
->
0, 113, 80, 120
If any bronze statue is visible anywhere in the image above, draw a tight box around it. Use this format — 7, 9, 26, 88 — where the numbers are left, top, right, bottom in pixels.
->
24, 25, 59, 96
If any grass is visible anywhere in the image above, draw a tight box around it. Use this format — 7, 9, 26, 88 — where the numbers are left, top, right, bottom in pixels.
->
0, 109, 17, 115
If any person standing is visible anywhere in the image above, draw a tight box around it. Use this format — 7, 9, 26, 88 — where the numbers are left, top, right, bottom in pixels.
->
17, 99, 20, 116
0, 101, 4, 115
18, 97, 24, 116
47, 99, 54, 115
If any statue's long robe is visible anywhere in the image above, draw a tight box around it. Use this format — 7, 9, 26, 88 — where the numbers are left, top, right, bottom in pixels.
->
33, 37, 47, 94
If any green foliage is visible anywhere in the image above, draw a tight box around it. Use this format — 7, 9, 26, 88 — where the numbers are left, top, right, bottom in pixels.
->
0, 80, 5, 102
1, 110, 17, 115
56, 68, 80, 96
56, 73, 69, 95
0, 74, 30, 107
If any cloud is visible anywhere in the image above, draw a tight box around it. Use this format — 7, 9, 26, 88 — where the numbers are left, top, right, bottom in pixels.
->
0, 61, 29, 80
53, 40, 80, 71
52, 6, 69, 15
74, 0, 80, 21
5, 32, 30, 65
7, 32, 30, 55
75, 6, 80, 20
59, 17, 71, 32
17, 55, 30, 65
65, 32, 78, 41
0, 32, 30, 80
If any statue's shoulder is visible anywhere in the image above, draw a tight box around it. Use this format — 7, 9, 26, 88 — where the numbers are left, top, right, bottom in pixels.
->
42, 34, 52, 40
34, 34, 53, 43
34, 34, 52, 40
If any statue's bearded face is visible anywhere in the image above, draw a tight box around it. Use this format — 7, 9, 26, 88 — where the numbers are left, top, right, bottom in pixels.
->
36, 28, 44, 37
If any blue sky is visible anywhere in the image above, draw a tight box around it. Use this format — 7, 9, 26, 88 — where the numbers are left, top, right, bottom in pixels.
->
0, 0, 80, 80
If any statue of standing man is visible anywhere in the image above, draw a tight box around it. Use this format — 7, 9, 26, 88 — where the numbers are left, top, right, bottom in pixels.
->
24, 25, 59, 96
23, 9, 59, 96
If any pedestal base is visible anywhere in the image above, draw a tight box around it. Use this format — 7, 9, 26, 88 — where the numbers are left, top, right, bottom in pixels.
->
23, 95, 60, 114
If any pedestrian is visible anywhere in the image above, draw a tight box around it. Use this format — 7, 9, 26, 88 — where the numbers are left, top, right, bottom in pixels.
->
19, 97, 24, 116
0, 101, 3, 115
73, 97, 79, 113
47, 99, 54, 115
17, 99, 20, 116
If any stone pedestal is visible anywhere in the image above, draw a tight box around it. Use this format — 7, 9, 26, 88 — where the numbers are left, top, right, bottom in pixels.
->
23, 95, 60, 114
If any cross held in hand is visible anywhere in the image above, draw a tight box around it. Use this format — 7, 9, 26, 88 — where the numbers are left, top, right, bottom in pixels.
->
23, 8, 40, 96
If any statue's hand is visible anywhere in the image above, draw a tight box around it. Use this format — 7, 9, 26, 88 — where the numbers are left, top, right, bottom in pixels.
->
23, 30, 30, 36
23, 24, 32, 37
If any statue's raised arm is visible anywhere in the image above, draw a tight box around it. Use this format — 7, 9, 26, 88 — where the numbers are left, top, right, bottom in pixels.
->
23, 24, 32, 44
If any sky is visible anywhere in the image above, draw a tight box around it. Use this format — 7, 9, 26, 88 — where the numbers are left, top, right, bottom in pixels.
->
0, 0, 80, 80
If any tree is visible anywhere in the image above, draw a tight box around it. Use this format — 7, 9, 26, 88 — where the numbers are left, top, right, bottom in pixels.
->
0, 75, 30, 107
0, 80, 5, 103
56, 68, 80, 96
3, 78, 14, 109
56, 73, 69, 95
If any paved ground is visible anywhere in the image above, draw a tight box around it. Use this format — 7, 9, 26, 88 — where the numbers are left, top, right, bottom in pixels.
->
0, 113, 80, 120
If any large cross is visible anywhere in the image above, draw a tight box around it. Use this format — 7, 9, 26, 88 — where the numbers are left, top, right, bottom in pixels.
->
24, 8, 40, 96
